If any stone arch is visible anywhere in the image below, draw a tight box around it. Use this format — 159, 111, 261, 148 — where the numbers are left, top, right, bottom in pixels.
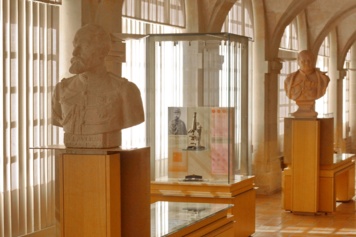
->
339, 32, 356, 70
311, 6, 356, 59
197, 0, 236, 32
268, 0, 314, 60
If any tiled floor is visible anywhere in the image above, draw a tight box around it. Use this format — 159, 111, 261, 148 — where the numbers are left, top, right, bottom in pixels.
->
253, 192, 356, 237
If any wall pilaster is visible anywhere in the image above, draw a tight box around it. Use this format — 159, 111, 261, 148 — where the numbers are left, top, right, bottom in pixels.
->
349, 44, 356, 152
251, 0, 282, 194
335, 70, 347, 152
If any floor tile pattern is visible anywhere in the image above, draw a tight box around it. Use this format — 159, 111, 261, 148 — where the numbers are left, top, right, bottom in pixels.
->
254, 192, 356, 237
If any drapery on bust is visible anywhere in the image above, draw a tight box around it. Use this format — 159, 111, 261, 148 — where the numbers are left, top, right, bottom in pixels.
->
52, 24, 144, 148
284, 50, 330, 118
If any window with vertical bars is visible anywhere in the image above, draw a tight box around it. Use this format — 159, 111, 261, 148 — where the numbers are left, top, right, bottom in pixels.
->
343, 51, 351, 139
278, 20, 298, 154
280, 18, 298, 51
121, 0, 184, 150
221, 0, 254, 39
315, 36, 330, 116
0, 1, 60, 237
122, 0, 186, 28
278, 60, 298, 129
121, 16, 183, 178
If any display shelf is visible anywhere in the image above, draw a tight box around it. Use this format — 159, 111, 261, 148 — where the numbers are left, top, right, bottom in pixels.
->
320, 153, 355, 170
151, 175, 255, 236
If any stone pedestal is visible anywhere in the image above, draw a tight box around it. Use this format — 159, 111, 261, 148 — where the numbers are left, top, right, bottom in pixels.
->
291, 100, 318, 118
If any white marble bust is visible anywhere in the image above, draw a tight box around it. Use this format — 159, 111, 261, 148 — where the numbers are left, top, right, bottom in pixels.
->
284, 50, 330, 118
52, 24, 144, 148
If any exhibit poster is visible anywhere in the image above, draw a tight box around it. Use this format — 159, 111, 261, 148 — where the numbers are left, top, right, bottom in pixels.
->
168, 107, 235, 180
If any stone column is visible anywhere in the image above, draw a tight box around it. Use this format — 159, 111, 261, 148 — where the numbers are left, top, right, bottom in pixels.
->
251, 0, 266, 194
328, 30, 338, 148
335, 70, 347, 152
349, 44, 356, 152
252, 0, 282, 194
183, 0, 199, 33
94, 0, 125, 77
252, 58, 283, 194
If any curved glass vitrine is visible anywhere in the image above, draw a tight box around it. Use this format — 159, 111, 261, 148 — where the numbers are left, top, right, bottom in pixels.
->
145, 33, 252, 183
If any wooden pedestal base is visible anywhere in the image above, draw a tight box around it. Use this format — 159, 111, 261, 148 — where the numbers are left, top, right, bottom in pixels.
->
283, 155, 355, 213
55, 147, 150, 237
283, 117, 355, 213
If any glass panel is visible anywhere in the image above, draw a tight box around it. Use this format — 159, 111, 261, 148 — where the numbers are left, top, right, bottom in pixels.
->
146, 33, 251, 183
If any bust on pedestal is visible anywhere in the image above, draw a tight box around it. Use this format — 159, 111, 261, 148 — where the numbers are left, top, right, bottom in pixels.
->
51, 24, 149, 237
283, 50, 334, 213
52, 24, 144, 148
284, 50, 330, 118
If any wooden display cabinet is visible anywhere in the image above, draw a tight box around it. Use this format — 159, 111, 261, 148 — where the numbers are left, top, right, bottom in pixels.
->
151, 176, 255, 237
283, 118, 321, 213
283, 117, 355, 213
283, 154, 355, 213
151, 202, 235, 237
145, 33, 254, 236
319, 153, 355, 212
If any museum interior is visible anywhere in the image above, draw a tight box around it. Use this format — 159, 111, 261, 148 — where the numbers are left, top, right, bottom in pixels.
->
1, 0, 356, 236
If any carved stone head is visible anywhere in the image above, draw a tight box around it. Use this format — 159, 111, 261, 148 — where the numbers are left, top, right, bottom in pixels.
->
297, 50, 315, 74
69, 24, 111, 74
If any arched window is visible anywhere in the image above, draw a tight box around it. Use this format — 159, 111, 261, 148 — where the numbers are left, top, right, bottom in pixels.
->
280, 19, 298, 51
315, 36, 331, 116
122, 0, 186, 28
343, 50, 351, 150
221, 0, 254, 38
278, 19, 298, 154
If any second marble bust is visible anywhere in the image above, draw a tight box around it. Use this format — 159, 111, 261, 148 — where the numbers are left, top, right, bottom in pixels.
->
284, 50, 330, 118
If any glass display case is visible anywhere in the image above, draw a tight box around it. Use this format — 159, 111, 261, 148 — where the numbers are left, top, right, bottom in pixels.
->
145, 33, 251, 183
151, 201, 233, 237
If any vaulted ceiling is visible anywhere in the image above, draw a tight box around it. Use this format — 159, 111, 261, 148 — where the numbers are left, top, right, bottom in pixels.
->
265, 0, 356, 68
198, 0, 356, 68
